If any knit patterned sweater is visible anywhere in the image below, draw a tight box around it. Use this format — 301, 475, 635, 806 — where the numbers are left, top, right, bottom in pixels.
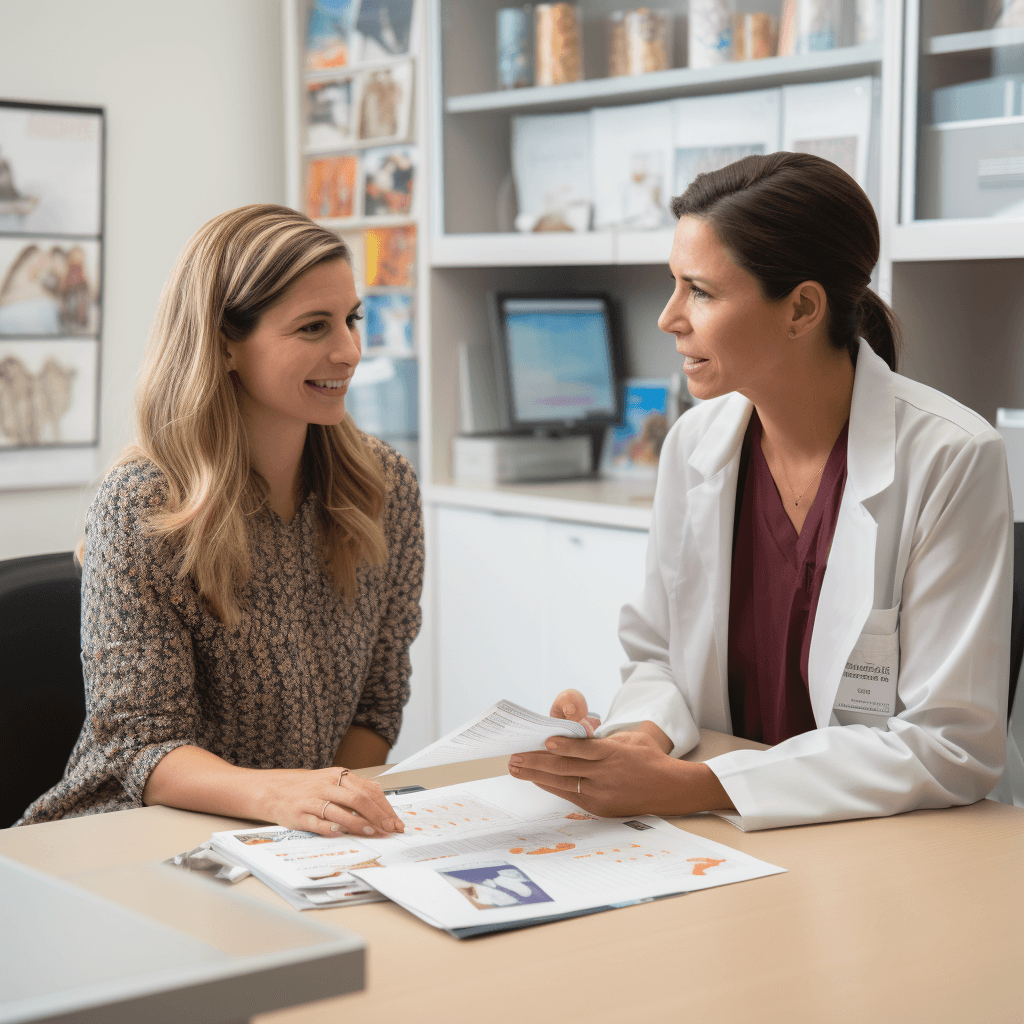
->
18, 438, 423, 823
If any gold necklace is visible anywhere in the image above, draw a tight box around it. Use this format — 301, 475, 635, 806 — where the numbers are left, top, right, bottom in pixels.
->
764, 435, 831, 508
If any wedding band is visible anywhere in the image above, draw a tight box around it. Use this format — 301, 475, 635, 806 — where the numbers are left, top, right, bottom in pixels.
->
321, 800, 331, 819
577, 777, 582, 795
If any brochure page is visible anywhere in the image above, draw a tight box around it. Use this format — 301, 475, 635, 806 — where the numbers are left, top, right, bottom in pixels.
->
380, 699, 588, 776
354, 775, 785, 936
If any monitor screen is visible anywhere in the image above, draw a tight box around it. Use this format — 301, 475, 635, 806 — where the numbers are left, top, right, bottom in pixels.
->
499, 297, 619, 427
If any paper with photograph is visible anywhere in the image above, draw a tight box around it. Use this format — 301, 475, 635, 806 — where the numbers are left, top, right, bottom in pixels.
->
511, 112, 592, 232
359, 61, 414, 145
363, 145, 415, 216
0, 103, 102, 236
0, 237, 100, 336
365, 225, 415, 286
0, 338, 98, 448
353, 0, 417, 61
381, 699, 590, 777
591, 102, 674, 231
305, 0, 356, 70
781, 77, 878, 195
364, 292, 413, 353
351, 775, 786, 936
672, 88, 781, 195
305, 155, 360, 219
305, 76, 360, 150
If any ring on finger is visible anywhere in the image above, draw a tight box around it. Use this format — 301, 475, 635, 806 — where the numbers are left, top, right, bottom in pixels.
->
577, 776, 581, 795
321, 800, 331, 819
337, 768, 350, 786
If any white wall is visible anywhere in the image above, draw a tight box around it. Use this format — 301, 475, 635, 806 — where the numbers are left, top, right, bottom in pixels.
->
0, 0, 285, 559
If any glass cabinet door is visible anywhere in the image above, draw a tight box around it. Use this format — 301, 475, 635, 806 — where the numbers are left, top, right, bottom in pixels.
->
907, 0, 1024, 222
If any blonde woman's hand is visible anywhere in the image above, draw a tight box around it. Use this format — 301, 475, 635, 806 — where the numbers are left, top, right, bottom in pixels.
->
549, 688, 601, 737
258, 767, 405, 838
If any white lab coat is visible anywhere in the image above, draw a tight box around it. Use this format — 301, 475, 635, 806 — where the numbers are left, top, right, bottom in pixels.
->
597, 339, 1012, 830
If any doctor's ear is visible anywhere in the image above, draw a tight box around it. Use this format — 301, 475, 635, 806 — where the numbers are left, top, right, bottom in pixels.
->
786, 281, 828, 340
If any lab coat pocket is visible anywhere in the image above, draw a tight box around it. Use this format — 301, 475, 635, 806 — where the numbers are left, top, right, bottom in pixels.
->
833, 607, 900, 720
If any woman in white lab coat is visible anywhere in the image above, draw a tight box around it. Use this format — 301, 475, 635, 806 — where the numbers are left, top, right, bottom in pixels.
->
508, 152, 1013, 830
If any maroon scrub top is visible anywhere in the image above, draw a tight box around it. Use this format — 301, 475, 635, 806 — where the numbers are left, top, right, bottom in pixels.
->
727, 411, 849, 745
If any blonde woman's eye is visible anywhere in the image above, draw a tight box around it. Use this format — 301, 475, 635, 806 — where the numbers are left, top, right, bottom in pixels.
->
300, 321, 329, 335
691, 286, 710, 300
346, 313, 364, 327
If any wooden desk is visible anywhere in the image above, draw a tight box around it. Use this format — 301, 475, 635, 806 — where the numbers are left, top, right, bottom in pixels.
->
2, 731, 1021, 1024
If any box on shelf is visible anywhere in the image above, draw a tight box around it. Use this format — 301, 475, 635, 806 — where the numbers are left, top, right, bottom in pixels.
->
453, 434, 592, 484
919, 119, 1024, 219
932, 76, 1024, 124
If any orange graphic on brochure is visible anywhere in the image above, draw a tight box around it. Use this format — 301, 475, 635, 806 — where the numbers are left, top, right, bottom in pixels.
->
507, 842, 576, 855
687, 858, 726, 876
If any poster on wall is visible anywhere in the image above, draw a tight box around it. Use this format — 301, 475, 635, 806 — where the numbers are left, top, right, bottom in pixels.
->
0, 99, 103, 490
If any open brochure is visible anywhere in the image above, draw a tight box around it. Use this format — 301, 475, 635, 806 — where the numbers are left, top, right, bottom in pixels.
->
214, 775, 784, 935
380, 700, 589, 776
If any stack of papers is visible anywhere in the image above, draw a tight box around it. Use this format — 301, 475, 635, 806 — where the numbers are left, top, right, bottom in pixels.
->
209, 828, 388, 911
215, 775, 785, 936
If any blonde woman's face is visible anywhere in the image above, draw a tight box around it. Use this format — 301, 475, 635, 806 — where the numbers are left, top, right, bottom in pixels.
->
225, 258, 362, 428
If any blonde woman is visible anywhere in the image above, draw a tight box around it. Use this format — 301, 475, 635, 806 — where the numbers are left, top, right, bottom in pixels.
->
18, 205, 423, 838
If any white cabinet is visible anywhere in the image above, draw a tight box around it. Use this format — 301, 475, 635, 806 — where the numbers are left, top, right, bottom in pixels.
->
436, 506, 648, 733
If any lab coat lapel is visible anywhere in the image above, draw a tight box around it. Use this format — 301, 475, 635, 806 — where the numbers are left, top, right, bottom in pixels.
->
684, 396, 753, 732
808, 341, 897, 726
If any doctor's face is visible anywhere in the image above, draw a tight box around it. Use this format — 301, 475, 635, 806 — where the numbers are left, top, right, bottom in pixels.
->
658, 216, 793, 402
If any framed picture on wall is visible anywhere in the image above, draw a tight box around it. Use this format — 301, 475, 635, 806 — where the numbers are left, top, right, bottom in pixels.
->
0, 99, 104, 490
362, 145, 415, 216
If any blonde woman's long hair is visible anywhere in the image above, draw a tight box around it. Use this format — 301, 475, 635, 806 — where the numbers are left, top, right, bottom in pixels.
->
114, 203, 387, 625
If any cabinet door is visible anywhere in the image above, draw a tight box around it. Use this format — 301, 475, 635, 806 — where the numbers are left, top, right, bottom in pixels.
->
542, 522, 650, 721
436, 507, 548, 734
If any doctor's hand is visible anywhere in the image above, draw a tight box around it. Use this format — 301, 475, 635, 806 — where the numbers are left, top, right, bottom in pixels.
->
508, 730, 735, 819
548, 688, 602, 738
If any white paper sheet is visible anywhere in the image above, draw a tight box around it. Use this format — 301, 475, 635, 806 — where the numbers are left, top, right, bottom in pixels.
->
781, 76, 879, 197
353, 775, 786, 936
671, 88, 782, 195
380, 699, 588, 776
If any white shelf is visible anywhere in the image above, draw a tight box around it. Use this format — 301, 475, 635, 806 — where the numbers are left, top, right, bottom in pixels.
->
925, 26, 1024, 55
616, 229, 676, 266
891, 220, 1024, 261
431, 231, 616, 267
425, 479, 654, 530
445, 43, 883, 115
430, 229, 675, 268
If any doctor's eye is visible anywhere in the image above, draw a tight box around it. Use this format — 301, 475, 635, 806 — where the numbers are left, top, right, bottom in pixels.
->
346, 313, 364, 328
690, 285, 710, 301
299, 320, 329, 336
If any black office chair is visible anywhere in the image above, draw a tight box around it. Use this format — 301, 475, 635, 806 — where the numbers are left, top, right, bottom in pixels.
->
0, 552, 86, 828
1010, 523, 1024, 726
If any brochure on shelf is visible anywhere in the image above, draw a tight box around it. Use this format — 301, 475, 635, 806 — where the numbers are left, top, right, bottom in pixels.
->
511, 112, 593, 232
350, 775, 786, 937
671, 89, 782, 196
591, 101, 675, 231
780, 77, 879, 198
602, 378, 673, 480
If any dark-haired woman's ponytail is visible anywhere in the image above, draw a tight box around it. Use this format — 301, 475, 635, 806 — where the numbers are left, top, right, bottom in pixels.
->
857, 289, 901, 372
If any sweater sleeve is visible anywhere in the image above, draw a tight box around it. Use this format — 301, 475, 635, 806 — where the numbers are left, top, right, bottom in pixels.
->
78, 464, 201, 804
350, 446, 423, 746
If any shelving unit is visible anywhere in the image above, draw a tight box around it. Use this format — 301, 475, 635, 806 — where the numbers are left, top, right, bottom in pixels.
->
924, 25, 1024, 56
445, 41, 883, 113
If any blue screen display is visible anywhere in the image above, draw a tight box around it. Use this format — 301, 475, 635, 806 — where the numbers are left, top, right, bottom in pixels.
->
503, 298, 617, 424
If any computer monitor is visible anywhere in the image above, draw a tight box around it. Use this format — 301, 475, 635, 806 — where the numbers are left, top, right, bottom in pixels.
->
490, 293, 623, 433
